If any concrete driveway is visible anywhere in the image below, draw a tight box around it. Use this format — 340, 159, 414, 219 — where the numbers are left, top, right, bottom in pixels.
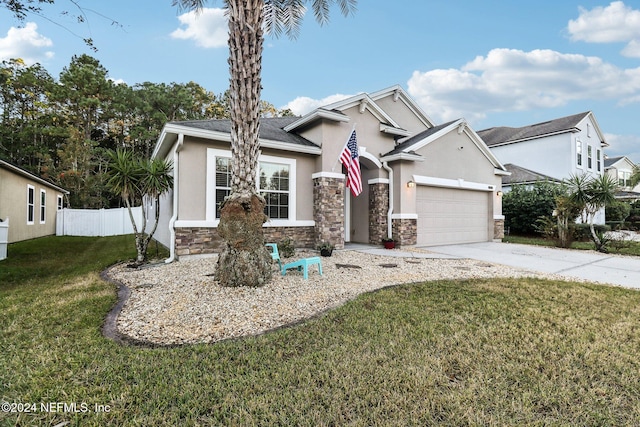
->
426, 242, 640, 290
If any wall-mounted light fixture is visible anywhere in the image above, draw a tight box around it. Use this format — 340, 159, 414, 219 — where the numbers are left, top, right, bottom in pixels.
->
407, 181, 416, 188
496, 191, 503, 197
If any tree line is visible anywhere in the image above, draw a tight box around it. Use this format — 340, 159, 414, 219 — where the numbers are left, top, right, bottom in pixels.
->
0, 54, 293, 209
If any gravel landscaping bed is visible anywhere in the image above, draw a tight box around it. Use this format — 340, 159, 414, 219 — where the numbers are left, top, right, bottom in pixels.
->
107, 248, 558, 345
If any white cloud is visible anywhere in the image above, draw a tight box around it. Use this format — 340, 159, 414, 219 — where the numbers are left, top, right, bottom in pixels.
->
604, 133, 640, 164
567, 1, 640, 58
170, 8, 228, 48
407, 48, 640, 123
283, 93, 353, 116
0, 23, 54, 64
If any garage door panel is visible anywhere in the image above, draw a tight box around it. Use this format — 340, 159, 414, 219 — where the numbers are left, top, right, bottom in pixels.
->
417, 187, 489, 246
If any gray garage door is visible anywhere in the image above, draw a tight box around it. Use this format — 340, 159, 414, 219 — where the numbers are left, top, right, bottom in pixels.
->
416, 186, 490, 246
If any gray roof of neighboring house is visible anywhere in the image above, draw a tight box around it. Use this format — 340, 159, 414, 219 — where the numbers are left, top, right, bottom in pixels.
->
170, 117, 320, 149
382, 120, 457, 156
502, 163, 560, 186
604, 156, 625, 168
478, 111, 591, 147
0, 159, 69, 194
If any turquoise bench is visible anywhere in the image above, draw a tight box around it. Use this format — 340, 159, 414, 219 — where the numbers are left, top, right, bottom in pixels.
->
281, 256, 323, 280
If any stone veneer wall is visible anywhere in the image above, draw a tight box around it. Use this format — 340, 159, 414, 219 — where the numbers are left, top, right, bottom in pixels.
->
313, 175, 345, 249
369, 182, 389, 244
175, 226, 316, 257
493, 218, 505, 240
392, 218, 417, 246
175, 227, 221, 257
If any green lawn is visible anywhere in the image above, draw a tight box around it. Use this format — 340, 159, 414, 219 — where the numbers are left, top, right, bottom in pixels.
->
504, 234, 640, 256
2, 236, 640, 426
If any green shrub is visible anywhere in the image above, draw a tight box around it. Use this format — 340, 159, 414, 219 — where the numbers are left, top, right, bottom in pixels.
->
503, 181, 566, 235
606, 200, 631, 223
573, 223, 610, 241
278, 237, 295, 258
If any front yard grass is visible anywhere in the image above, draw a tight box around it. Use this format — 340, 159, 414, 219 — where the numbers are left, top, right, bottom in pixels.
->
2, 235, 640, 425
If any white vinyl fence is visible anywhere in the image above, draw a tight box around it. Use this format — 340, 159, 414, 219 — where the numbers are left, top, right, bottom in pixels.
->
56, 207, 143, 237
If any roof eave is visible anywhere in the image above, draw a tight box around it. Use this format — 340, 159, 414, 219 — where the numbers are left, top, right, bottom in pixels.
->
283, 109, 350, 132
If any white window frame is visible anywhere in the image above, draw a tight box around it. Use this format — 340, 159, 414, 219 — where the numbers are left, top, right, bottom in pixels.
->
206, 148, 297, 226
596, 149, 601, 172
576, 139, 583, 167
27, 185, 35, 225
39, 189, 46, 224
57, 195, 63, 210
587, 145, 593, 169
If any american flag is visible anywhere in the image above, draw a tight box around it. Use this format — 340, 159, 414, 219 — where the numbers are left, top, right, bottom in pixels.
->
340, 129, 362, 197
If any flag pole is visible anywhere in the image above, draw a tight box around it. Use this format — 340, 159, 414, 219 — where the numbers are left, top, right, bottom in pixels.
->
331, 123, 357, 173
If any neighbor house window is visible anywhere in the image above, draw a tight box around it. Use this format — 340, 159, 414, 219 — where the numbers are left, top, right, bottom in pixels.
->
57, 195, 63, 210
576, 139, 583, 166
27, 185, 35, 224
39, 189, 46, 224
207, 149, 296, 222
619, 170, 632, 187
587, 145, 593, 169
597, 149, 601, 172
259, 162, 290, 219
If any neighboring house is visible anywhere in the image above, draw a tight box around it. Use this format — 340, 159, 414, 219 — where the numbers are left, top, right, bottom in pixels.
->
0, 159, 68, 243
151, 85, 508, 260
501, 163, 560, 193
604, 156, 640, 201
478, 111, 608, 224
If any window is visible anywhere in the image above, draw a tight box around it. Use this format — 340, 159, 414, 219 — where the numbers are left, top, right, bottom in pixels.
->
57, 195, 63, 210
39, 189, 46, 224
619, 170, 632, 187
214, 157, 232, 219
207, 149, 296, 223
576, 139, 583, 166
596, 149, 601, 172
259, 162, 290, 219
587, 145, 593, 169
27, 185, 35, 224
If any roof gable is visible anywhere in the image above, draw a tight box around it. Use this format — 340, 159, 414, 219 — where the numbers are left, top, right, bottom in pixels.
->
604, 155, 636, 170
380, 119, 506, 171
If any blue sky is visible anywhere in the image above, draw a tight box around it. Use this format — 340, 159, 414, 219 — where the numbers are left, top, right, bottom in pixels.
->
2, 1, 640, 162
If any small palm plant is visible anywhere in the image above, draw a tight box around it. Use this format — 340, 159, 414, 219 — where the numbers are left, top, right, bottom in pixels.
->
106, 149, 173, 265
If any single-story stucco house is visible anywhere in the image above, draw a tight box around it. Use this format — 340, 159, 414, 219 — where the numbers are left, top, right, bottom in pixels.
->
0, 159, 68, 244
150, 85, 508, 260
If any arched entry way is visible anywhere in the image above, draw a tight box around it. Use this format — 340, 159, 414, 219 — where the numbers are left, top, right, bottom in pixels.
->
344, 151, 384, 244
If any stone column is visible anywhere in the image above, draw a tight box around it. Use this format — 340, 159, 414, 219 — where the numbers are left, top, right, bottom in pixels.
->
369, 182, 389, 244
313, 174, 345, 249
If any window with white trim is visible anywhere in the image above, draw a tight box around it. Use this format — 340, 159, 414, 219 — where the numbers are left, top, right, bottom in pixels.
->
57, 195, 63, 210
207, 149, 296, 222
214, 156, 232, 219
576, 139, 583, 166
619, 170, 632, 187
587, 145, 593, 169
39, 189, 46, 224
27, 185, 35, 224
596, 149, 601, 172
259, 162, 290, 219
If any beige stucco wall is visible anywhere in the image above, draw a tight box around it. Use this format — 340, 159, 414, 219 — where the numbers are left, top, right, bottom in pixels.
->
176, 136, 317, 223
372, 94, 430, 134
0, 168, 64, 243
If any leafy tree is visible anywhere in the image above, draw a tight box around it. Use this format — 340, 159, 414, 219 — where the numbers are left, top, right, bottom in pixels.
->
173, 0, 357, 287
106, 149, 173, 264
566, 173, 618, 252
503, 181, 565, 235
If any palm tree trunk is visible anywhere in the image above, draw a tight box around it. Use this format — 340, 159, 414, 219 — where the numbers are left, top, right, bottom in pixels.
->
215, 0, 272, 287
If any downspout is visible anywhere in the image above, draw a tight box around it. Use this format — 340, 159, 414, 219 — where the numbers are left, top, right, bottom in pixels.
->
165, 133, 184, 263
382, 161, 393, 239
